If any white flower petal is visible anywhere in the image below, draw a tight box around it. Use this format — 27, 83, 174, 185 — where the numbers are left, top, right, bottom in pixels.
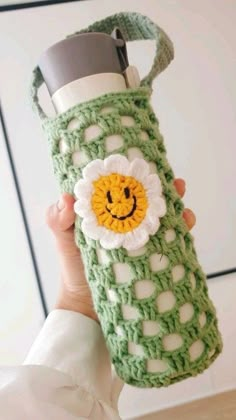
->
141, 197, 166, 236
151, 197, 167, 217
143, 174, 163, 196
144, 202, 160, 223
82, 159, 108, 181
128, 158, 150, 182
81, 217, 102, 240
149, 218, 161, 235
100, 229, 124, 249
122, 228, 149, 251
74, 198, 91, 218
74, 179, 92, 198
143, 211, 161, 235
104, 154, 130, 175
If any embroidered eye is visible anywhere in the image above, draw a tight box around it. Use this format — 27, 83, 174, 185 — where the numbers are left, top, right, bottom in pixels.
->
124, 187, 130, 199
107, 190, 113, 203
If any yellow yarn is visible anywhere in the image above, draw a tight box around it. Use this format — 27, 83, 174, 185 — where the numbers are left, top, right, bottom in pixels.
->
91, 173, 148, 233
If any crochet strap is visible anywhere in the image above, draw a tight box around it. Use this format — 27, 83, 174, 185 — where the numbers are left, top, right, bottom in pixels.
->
30, 11, 174, 120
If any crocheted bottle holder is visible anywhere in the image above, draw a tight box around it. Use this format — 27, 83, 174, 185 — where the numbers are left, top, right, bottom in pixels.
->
30, 12, 223, 388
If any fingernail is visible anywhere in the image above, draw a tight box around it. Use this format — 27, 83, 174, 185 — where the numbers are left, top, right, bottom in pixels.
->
179, 179, 186, 189
183, 209, 192, 220
57, 197, 65, 211
183, 209, 196, 227
183, 208, 191, 216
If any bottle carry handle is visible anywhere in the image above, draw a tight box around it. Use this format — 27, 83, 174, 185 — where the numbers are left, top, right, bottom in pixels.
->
29, 11, 174, 121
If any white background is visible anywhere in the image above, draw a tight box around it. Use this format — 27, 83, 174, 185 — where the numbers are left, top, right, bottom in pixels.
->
0, 0, 236, 418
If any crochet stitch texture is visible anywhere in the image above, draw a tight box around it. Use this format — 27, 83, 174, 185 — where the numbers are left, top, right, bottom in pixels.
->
30, 11, 223, 387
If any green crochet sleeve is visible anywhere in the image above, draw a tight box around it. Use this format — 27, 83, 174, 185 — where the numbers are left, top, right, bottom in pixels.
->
29, 11, 222, 388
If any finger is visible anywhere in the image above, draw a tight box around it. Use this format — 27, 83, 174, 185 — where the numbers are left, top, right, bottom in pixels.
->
57, 193, 77, 231
174, 178, 186, 198
183, 208, 196, 230
57, 193, 76, 214
46, 193, 76, 232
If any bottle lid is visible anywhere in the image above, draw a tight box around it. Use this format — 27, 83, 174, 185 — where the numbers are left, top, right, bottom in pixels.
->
38, 29, 129, 96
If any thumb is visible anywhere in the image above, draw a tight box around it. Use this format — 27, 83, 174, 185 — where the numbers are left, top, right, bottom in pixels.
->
46, 193, 76, 233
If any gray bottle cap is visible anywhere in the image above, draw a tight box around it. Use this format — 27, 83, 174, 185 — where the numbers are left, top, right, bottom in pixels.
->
38, 29, 129, 96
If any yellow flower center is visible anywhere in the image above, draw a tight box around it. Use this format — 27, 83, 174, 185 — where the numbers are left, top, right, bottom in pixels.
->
91, 173, 148, 233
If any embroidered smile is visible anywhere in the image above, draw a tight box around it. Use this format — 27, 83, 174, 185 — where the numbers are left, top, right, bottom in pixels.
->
105, 187, 137, 220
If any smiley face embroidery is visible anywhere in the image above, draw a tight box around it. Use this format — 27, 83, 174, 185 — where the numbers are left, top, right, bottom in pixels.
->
92, 172, 148, 233
106, 185, 137, 220
74, 154, 167, 251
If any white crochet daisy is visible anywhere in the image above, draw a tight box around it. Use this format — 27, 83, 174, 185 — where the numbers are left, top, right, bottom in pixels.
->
73, 154, 166, 251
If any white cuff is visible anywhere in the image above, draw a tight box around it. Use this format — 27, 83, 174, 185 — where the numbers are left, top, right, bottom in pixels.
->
23, 309, 113, 404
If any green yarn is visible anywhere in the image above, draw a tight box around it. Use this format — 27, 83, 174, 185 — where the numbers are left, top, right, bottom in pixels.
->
30, 11, 223, 388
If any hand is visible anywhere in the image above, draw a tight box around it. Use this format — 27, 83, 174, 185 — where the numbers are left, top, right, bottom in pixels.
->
46, 193, 99, 322
46, 178, 195, 320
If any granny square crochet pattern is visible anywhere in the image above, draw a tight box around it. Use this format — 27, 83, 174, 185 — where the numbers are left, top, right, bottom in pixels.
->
30, 12, 223, 388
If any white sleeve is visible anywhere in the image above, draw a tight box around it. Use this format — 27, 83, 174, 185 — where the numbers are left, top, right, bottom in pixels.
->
0, 309, 124, 420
